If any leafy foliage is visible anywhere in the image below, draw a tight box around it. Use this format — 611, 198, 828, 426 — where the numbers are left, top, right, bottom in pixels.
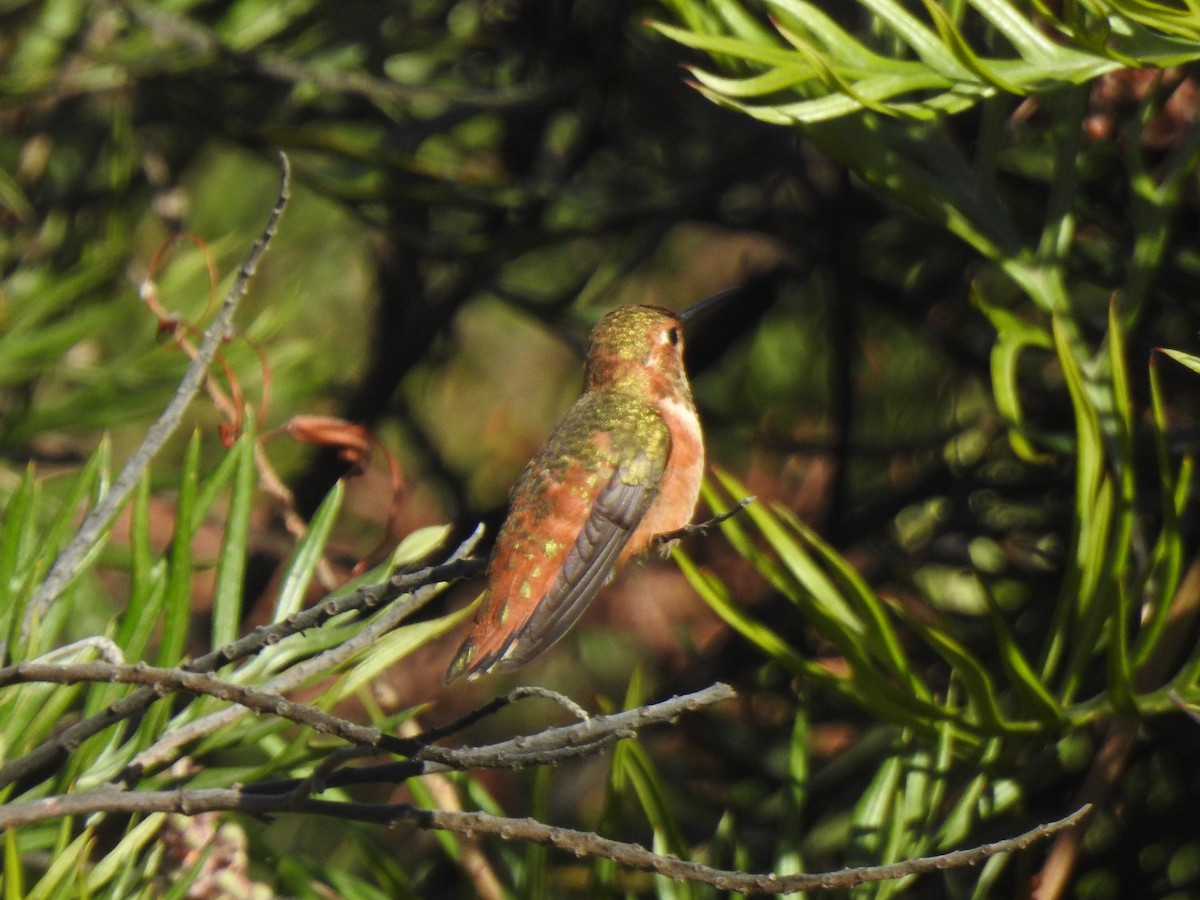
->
0, 430, 470, 896
653, 0, 1200, 123
640, 1, 1200, 895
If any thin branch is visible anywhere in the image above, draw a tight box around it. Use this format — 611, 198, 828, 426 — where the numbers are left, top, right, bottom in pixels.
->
270, 686, 542, 796
412, 684, 734, 771
393, 719, 506, 900
27, 637, 126, 666
118, 529, 485, 781
0, 530, 483, 792
0, 662, 394, 751
0, 669, 727, 779
255, 684, 600, 782
19, 154, 291, 640
502, 686, 591, 721
400, 685, 591, 750
655, 495, 756, 546
136, 677, 726, 790
0, 786, 1091, 894
141, 240, 342, 592
201, 551, 484, 672
242, 684, 736, 796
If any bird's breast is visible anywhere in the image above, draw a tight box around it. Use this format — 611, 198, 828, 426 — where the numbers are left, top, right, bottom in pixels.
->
620, 393, 704, 561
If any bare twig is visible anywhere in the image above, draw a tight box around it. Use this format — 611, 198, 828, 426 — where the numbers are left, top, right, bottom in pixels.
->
504, 685, 591, 721
118, 528, 485, 781
0, 669, 728, 778
27, 637, 126, 666
0, 662, 396, 751
245, 657, 560, 777
207, 551, 484, 671
0, 786, 1091, 894
412, 684, 734, 771
0, 532, 483, 792
404, 685, 591, 749
655, 496, 756, 546
19, 154, 291, 641
240, 684, 736, 797
1032, 722, 1133, 900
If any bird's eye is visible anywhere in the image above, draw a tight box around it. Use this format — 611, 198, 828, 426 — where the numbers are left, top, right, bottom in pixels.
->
667, 327, 680, 346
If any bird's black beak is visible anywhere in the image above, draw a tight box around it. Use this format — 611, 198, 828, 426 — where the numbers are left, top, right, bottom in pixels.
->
675, 272, 787, 375
679, 285, 741, 326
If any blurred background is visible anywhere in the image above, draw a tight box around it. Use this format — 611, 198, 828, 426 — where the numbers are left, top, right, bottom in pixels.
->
0, 0, 1013, 682
5, 0, 1200, 896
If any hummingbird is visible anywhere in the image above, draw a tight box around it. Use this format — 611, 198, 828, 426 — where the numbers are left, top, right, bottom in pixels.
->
445, 302, 710, 682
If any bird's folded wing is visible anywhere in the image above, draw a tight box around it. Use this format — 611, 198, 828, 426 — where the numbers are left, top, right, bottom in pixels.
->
490, 453, 662, 672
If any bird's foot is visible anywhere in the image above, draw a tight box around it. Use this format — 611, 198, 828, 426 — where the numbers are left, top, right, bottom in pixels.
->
653, 496, 756, 551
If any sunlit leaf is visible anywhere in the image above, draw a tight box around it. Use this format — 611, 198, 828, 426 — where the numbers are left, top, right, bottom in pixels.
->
212, 425, 257, 649
272, 481, 343, 622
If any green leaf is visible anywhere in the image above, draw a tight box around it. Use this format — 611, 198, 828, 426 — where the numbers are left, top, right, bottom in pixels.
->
770, 19, 905, 116
685, 64, 811, 99
620, 741, 695, 899
84, 814, 167, 894
854, 0, 972, 78
850, 752, 902, 876
1133, 354, 1190, 668
982, 589, 1063, 725
114, 473, 161, 663
656, 0, 1195, 123
1104, 303, 1138, 712
673, 548, 825, 680
934, 769, 991, 847
918, 0, 1027, 94
769, 0, 910, 69
713, 471, 922, 694
775, 502, 919, 690
1050, 315, 1118, 704
193, 435, 244, 526
271, 481, 343, 623
0, 465, 39, 661
714, 0, 783, 44
39, 437, 111, 588
25, 824, 92, 900
157, 431, 200, 668
211, 424, 257, 650
971, 285, 1054, 462
131, 431, 203, 753
1101, 0, 1200, 38
329, 600, 471, 701
390, 524, 454, 568
648, 20, 815, 72
3, 826, 23, 900
900, 610, 1041, 733
966, 0, 1068, 60
523, 767, 550, 900
1159, 347, 1200, 376
884, 749, 939, 898
788, 705, 809, 812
